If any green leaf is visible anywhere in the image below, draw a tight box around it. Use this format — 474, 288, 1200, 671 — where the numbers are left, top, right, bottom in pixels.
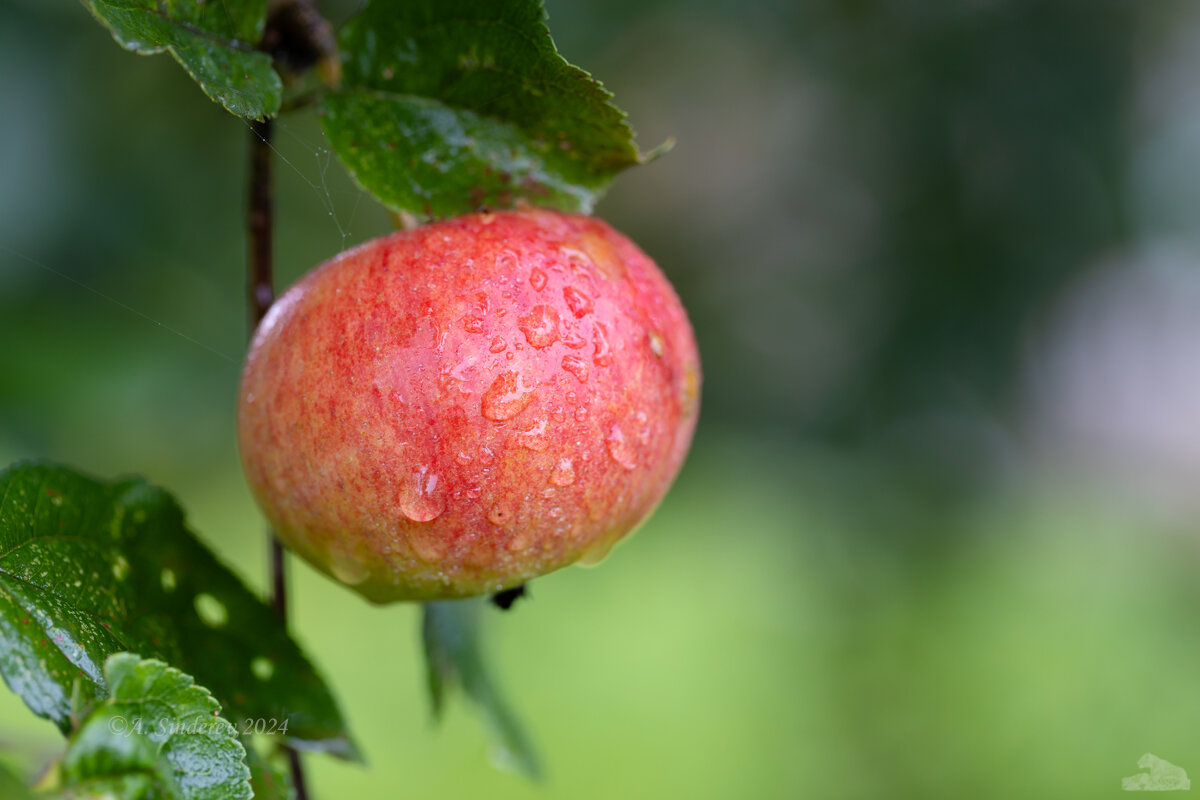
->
0, 462, 358, 760
79, 0, 280, 120
320, 0, 654, 220
422, 598, 541, 779
0, 760, 34, 800
244, 745, 295, 800
54, 654, 251, 800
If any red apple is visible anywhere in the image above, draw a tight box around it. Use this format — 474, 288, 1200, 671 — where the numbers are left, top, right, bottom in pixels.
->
237, 209, 700, 602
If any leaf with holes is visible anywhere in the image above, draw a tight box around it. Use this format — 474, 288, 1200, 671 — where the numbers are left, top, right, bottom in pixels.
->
0, 461, 358, 760
79, 0, 280, 120
50, 654, 251, 800
422, 598, 541, 778
320, 0, 664, 220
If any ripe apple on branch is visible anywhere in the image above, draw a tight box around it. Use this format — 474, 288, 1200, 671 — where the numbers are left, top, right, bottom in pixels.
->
238, 209, 700, 603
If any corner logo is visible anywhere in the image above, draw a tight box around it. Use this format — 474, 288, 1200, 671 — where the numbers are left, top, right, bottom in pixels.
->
1123, 753, 1190, 791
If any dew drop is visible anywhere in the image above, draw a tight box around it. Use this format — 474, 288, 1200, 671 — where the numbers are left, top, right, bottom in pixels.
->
649, 332, 665, 357
563, 286, 593, 318
488, 504, 513, 526
397, 465, 446, 522
562, 354, 589, 384
593, 322, 613, 367
566, 391, 578, 405
529, 267, 548, 291
561, 328, 587, 349
481, 371, 537, 421
550, 458, 576, 487
516, 419, 550, 451
507, 528, 534, 552
606, 424, 637, 470
574, 406, 589, 422
456, 451, 473, 466
329, 550, 370, 585
517, 304, 560, 349
489, 336, 506, 353
463, 316, 484, 334
479, 446, 495, 465
409, 530, 447, 563
551, 406, 566, 422
466, 485, 483, 499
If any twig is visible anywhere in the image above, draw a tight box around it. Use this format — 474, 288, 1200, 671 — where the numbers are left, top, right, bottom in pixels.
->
247, 117, 311, 800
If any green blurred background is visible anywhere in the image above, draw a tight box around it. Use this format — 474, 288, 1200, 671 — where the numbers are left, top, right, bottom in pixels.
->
5, 0, 1200, 797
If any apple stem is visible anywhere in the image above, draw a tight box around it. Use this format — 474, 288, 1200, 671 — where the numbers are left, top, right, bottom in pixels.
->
247, 116, 312, 800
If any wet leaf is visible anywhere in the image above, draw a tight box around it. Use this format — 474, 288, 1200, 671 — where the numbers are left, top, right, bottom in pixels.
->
0, 461, 358, 760
321, 0, 657, 220
53, 654, 250, 800
80, 0, 280, 119
422, 598, 541, 779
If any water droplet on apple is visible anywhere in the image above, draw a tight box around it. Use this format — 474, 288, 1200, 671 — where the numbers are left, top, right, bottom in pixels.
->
455, 451, 472, 465
563, 286, 593, 318
329, 550, 370, 585
551, 406, 566, 422
488, 503, 513, 526
517, 304, 560, 349
606, 424, 637, 470
409, 530, 446, 563
507, 528, 533, 551
550, 458, 576, 487
481, 370, 537, 421
529, 267, 548, 291
593, 322, 613, 367
561, 327, 587, 349
489, 336, 506, 353
516, 419, 549, 451
397, 465, 445, 522
561, 354, 589, 383
479, 446, 495, 465
649, 332, 664, 357
635, 410, 652, 443
462, 316, 484, 334
574, 406, 589, 422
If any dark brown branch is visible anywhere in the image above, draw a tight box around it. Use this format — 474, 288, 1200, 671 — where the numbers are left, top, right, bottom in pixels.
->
248, 118, 275, 332
247, 116, 311, 800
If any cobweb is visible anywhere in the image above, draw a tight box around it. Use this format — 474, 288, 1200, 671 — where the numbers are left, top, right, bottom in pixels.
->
5, 114, 380, 367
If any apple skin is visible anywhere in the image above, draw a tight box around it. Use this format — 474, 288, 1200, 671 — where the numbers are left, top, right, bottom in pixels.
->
237, 209, 700, 602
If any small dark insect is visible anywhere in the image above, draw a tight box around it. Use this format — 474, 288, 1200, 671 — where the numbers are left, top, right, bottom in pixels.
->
491, 584, 528, 611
